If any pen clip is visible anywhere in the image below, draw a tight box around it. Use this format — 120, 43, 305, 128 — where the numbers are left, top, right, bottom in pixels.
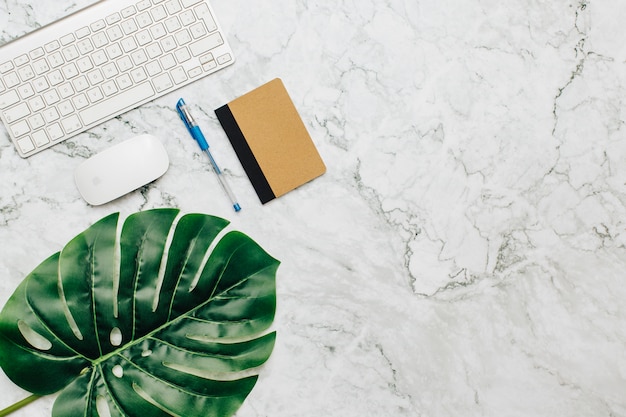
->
176, 98, 196, 130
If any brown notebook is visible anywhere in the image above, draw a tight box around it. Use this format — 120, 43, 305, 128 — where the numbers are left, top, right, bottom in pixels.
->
215, 78, 326, 204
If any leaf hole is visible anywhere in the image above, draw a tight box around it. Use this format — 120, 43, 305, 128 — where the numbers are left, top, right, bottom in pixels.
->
132, 383, 175, 415
109, 327, 123, 347
163, 362, 235, 381
141, 349, 153, 357
17, 320, 52, 351
57, 278, 84, 341
112, 365, 124, 378
96, 395, 112, 417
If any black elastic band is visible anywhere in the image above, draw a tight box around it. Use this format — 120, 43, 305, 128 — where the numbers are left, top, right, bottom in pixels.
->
215, 104, 275, 204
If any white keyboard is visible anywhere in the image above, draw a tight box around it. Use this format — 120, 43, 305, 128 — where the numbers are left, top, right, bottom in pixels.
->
0, 0, 235, 157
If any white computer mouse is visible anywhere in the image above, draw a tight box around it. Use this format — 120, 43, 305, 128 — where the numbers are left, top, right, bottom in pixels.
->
74, 134, 169, 205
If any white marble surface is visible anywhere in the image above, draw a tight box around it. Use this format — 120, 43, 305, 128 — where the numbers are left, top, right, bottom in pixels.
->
2, 0, 626, 416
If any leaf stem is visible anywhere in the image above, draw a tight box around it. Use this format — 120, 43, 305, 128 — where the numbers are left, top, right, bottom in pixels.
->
0, 395, 41, 417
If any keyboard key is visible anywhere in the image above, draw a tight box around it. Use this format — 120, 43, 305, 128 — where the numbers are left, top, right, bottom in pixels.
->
76, 26, 91, 39
175, 29, 192, 45
152, 73, 172, 92
187, 66, 202, 78
48, 52, 64, 68
117, 56, 133, 72
198, 53, 213, 64
174, 47, 191, 63
131, 49, 148, 65
33, 77, 50, 93
189, 32, 223, 56
150, 22, 167, 39
14, 54, 30, 67
121, 19, 139, 35
29, 47, 45, 60
105, 43, 123, 60
59, 83, 75, 99
43, 108, 60, 122
121, 6, 137, 18
47, 70, 64, 86
121, 37, 138, 53
17, 83, 35, 99
190, 22, 207, 39
77, 56, 94, 73
18, 65, 35, 81
43, 90, 60, 105
146, 61, 162, 76
136, 0, 152, 11
58, 100, 75, 116
146, 43, 163, 59
10, 120, 30, 137
45, 40, 61, 52
165, 0, 182, 14
92, 50, 108, 66
179, 10, 195, 25
61, 115, 82, 134
217, 53, 232, 65
87, 69, 105, 85
46, 123, 64, 141
28, 114, 46, 130
77, 39, 95, 55
107, 26, 124, 42
160, 53, 176, 70
164, 16, 181, 33
102, 62, 119, 79
4, 102, 31, 123
91, 19, 106, 32
131, 67, 148, 83
91, 50, 109, 67
170, 66, 187, 84
32, 59, 50, 75
73, 76, 90, 92
0, 61, 14, 74
92, 32, 109, 48
137, 12, 153, 28
72, 93, 89, 109
106, 12, 122, 25
79, 82, 154, 125
136, 30, 152, 46
62, 45, 80, 61
4, 72, 21, 88
202, 60, 216, 72
87, 87, 104, 103
0, 90, 20, 110
194, 4, 217, 32
150, 5, 167, 21
62, 63, 80, 79
102, 80, 118, 96
60, 34, 76, 46
18, 136, 35, 153
32, 130, 50, 147
116, 73, 133, 90
29, 96, 46, 112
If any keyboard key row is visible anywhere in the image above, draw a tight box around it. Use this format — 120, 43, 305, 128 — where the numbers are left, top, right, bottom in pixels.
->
1, 0, 215, 73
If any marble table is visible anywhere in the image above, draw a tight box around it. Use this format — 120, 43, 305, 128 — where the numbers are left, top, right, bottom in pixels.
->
1, 0, 625, 416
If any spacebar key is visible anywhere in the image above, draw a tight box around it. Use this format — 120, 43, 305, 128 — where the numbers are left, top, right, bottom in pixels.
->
79, 83, 155, 126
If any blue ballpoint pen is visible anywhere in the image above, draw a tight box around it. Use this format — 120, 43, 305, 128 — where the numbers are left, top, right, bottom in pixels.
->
176, 98, 241, 212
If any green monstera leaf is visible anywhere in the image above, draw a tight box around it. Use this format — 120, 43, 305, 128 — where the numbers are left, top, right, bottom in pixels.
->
0, 209, 279, 417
